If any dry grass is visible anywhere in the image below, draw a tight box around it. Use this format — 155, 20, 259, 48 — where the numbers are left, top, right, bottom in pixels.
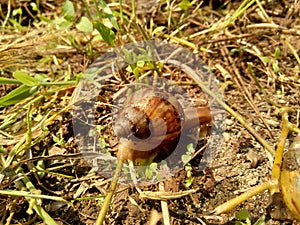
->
0, 0, 300, 224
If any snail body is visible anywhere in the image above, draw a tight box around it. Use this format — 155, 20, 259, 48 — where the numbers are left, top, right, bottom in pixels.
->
113, 87, 212, 163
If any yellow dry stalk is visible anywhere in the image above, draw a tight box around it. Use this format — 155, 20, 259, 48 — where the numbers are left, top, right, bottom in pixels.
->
280, 133, 300, 220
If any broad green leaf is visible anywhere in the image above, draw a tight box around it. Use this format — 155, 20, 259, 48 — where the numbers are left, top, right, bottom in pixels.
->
76, 16, 93, 32
61, 0, 74, 22
261, 56, 270, 64
236, 209, 250, 221
178, 0, 192, 10
186, 143, 195, 154
181, 154, 191, 164
0, 77, 22, 85
99, 0, 119, 30
13, 70, 39, 86
12, 7, 22, 16
0, 85, 38, 108
149, 162, 157, 171
94, 22, 115, 46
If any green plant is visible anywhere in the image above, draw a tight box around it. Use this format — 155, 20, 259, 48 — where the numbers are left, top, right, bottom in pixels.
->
0, 70, 76, 109
184, 163, 193, 187
182, 143, 196, 187
235, 209, 265, 225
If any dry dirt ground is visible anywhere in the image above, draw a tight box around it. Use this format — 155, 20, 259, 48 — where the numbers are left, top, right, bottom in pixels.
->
0, 0, 300, 225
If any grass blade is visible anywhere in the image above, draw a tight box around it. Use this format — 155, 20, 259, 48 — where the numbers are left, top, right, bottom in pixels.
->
0, 85, 38, 108
13, 70, 40, 86
0, 77, 22, 84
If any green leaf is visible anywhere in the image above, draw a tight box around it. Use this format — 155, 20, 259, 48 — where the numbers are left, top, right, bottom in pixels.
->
37, 15, 53, 24
133, 66, 139, 78
236, 209, 250, 221
34, 73, 49, 83
185, 163, 192, 172
149, 162, 157, 171
13, 70, 40, 86
185, 178, 193, 187
0, 77, 22, 85
76, 16, 93, 32
0, 145, 7, 154
181, 154, 191, 164
123, 48, 135, 64
178, 0, 192, 10
0, 85, 38, 108
136, 49, 151, 62
186, 143, 195, 154
231, 46, 248, 53
61, 0, 74, 22
272, 62, 279, 73
94, 22, 115, 46
137, 61, 145, 67
261, 56, 270, 64
30, 2, 38, 11
274, 47, 280, 60
152, 26, 166, 35
235, 222, 245, 225
99, 0, 119, 30
57, 18, 73, 28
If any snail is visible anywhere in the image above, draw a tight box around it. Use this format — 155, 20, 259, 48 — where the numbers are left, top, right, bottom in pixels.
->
280, 133, 300, 220
113, 87, 212, 164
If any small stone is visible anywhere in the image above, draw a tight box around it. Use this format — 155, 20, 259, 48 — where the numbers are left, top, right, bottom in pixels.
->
246, 149, 259, 168
223, 132, 231, 142
225, 119, 234, 126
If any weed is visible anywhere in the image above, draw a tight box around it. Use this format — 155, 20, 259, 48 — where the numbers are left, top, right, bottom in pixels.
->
235, 209, 265, 225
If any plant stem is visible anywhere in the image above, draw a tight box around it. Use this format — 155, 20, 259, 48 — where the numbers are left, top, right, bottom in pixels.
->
119, 0, 124, 26
131, 0, 136, 22
95, 159, 123, 225
270, 108, 290, 194
213, 178, 277, 214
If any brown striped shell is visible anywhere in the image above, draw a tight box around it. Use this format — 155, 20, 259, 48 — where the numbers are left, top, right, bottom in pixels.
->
114, 88, 184, 162
113, 87, 213, 163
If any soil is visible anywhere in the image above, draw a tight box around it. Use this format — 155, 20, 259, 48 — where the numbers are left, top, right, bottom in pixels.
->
0, 0, 300, 225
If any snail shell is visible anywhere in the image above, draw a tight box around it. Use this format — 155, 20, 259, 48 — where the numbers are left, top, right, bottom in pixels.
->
113, 87, 212, 163
114, 88, 183, 162
280, 134, 300, 220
